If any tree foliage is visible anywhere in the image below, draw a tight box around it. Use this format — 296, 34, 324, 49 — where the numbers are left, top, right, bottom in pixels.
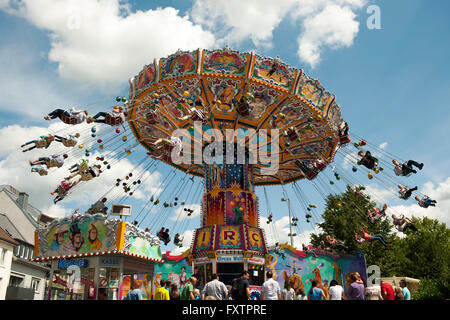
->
311, 185, 450, 299
311, 185, 398, 273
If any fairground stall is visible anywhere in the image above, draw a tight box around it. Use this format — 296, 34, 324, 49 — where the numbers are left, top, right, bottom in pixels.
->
33, 213, 163, 300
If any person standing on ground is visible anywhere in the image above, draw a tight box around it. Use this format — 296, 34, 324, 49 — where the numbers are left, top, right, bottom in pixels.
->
193, 289, 201, 300
281, 280, 295, 300
365, 283, 383, 300
347, 273, 365, 300
201, 274, 228, 300
181, 277, 197, 300
262, 271, 281, 300
308, 280, 326, 300
154, 279, 170, 300
231, 271, 250, 300
399, 280, 411, 300
169, 283, 180, 300
124, 279, 142, 300
380, 281, 395, 300
295, 288, 307, 300
394, 287, 405, 300
329, 280, 345, 300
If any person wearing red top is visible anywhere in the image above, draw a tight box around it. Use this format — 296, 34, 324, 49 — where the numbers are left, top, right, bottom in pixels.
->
380, 281, 395, 300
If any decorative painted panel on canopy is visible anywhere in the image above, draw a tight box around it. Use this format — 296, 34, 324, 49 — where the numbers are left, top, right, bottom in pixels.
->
202, 48, 250, 76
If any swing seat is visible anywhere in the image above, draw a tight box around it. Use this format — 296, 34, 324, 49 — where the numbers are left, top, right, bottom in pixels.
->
313, 159, 326, 171
235, 99, 250, 117
191, 109, 206, 122
57, 186, 68, 197
146, 111, 159, 124
339, 135, 350, 145
105, 115, 124, 126
295, 160, 318, 180
285, 127, 299, 141
61, 113, 79, 125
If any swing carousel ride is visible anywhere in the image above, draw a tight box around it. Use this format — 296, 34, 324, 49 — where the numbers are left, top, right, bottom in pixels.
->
29, 48, 434, 282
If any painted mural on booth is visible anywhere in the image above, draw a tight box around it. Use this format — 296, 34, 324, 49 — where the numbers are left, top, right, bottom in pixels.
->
153, 252, 193, 296
266, 244, 367, 298
37, 214, 119, 257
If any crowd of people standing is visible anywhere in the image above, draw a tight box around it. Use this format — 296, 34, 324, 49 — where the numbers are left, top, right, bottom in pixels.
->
125, 271, 411, 301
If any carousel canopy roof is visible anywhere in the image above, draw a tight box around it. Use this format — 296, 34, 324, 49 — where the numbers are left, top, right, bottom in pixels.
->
127, 48, 345, 186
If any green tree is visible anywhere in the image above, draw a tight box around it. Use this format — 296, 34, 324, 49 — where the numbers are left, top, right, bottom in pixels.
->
399, 217, 450, 299
310, 185, 400, 275
310, 185, 450, 298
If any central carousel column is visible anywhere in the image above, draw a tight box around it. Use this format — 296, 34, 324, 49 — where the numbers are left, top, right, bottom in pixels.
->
190, 144, 267, 287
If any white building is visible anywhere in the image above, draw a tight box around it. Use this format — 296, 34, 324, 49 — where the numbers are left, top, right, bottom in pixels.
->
0, 185, 53, 300
0, 227, 18, 299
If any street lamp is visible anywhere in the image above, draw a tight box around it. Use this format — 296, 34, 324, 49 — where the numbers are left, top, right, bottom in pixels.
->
281, 197, 294, 247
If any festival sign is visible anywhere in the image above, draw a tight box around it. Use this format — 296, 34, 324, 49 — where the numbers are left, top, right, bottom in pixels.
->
215, 225, 244, 250
57, 258, 88, 269
245, 227, 267, 253
35, 214, 120, 258
192, 226, 215, 254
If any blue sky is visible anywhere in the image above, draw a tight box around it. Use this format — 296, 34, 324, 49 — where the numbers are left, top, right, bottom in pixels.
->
0, 0, 449, 252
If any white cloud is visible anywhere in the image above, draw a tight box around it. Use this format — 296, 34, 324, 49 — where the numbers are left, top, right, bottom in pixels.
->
171, 229, 194, 254
0, 45, 82, 119
364, 183, 397, 204
0, 122, 163, 218
260, 214, 322, 249
191, 0, 297, 47
169, 203, 202, 221
296, 3, 363, 67
386, 176, 450, 226
379, 142, 388, 150
1, 0, 216, 90
43, 204, 68, 219
191, 0, 367, 67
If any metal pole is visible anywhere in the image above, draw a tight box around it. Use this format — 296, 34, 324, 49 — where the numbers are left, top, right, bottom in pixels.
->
288, 198, 293, 247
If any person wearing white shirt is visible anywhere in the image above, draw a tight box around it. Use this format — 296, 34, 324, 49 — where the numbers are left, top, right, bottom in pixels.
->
201, 274, 228, 300
262, 271, 281, 300
392, 159, 423, 176
281, 281, 295, 300
29, 154, 68, 169
329, 280, 345, 300
44, 107, 88, 124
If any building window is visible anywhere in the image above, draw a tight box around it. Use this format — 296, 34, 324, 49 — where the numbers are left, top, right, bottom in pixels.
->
31, 278, 40, 293
9, 274, 24, 287
0, 248, 5, 265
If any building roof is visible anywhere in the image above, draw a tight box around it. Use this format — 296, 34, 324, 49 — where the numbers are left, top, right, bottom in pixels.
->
0, 185, 42, 226
0, 225, 19, 246
0, 214, 26, 242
